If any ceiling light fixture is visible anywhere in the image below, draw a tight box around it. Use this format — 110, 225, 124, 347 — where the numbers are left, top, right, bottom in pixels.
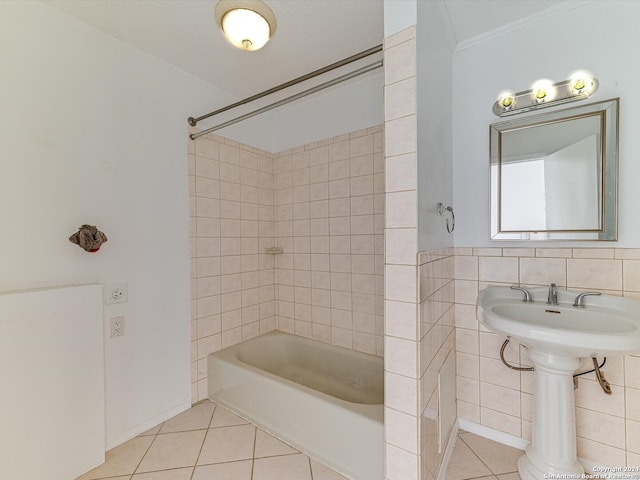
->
493, 72, 599, 116
215, 0, 277, 51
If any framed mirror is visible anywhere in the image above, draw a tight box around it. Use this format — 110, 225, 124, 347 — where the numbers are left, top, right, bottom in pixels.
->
490, 98, 619, 240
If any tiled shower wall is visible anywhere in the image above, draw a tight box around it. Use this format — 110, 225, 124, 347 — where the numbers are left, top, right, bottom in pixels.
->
188, 134, 277, 401
455, 247, 640, 467
189, 127, 385, 401
273, 127, 385, 356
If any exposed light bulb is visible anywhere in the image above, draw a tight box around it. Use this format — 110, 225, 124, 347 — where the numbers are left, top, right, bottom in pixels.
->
498, 91, 515, 110
569, 71, 594, 95
532, 79, 554, 104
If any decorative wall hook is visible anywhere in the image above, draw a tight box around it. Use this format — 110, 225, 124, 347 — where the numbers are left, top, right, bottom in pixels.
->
437, 203, 455, 234
69, 224, 108, 252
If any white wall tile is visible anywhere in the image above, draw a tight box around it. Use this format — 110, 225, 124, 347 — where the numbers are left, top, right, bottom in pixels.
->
386, 444, 418, 480
385, 336, 417, 377
519, 257, 567, 286
386, 265, 416, 303
567, 259, 622, 290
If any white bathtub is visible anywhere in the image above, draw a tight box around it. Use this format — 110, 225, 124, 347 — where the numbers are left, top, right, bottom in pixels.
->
207, 331, 384, 480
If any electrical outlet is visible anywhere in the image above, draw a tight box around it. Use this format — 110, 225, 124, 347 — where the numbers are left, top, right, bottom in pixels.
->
110, 316, 125, 338
105, 283, 128, 304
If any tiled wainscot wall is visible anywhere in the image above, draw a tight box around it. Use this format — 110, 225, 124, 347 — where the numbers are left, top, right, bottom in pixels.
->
188, 126, 385, 402
419, 250, 456, 480
455, 247, 640, 467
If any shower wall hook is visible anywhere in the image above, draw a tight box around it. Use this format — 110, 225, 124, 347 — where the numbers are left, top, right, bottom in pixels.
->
437, 203, 455, 234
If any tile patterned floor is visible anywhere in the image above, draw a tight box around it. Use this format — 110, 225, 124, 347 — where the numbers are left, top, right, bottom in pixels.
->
445, 431, 523, 480
76, 400, 348, 480
76, 400, 523, 480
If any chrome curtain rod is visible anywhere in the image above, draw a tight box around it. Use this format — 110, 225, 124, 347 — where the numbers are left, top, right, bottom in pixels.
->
189, 60, 383, 140
187, 44, 382, 128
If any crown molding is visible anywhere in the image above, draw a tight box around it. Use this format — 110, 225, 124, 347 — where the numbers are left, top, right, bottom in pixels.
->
453, 1, 591, 53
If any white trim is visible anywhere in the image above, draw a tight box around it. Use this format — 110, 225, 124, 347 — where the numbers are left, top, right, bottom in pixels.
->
579, 457, 611, 476
453, 1, 589, 53
457, 419, 614, 476
457, 418, 529, 451
437, 420, 460, 480
105, 401, 190, 450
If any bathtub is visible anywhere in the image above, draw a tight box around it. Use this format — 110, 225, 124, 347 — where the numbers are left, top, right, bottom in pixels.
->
207, 331, 384, 480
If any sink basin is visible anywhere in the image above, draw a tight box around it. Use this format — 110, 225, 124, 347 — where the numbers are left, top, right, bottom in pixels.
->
477, 286, 640, 480
477, 286, 640, 357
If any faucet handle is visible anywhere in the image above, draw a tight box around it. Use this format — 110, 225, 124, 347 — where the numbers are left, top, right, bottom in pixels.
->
572, 292, 602, 308
510, 286, 533, 302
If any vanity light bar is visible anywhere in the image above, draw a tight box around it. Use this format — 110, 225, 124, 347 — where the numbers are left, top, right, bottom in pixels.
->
493, 75, 599, 117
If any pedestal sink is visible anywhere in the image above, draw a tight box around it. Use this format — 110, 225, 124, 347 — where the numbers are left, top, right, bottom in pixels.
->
476, 286, 640, 480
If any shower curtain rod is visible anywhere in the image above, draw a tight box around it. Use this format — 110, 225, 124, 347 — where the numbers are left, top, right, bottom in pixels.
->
187, 44, 382, 128
189, 60, 383, 140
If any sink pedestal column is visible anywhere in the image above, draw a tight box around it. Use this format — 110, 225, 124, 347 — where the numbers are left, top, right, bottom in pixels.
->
518, 350, 584, 480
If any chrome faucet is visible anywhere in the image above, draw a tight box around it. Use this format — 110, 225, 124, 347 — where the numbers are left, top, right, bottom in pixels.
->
510, 286, 533, 302
573, 291, 602, 307
547, 283, 558, 305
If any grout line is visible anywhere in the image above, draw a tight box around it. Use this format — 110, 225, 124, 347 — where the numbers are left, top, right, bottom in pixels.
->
131, 428, 161, 477
189, 403, 216, 479
250, 425, 257, 479
458, 434, 499, 478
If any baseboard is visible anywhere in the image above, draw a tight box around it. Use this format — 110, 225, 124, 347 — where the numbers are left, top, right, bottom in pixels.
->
457, 418, 530, 451
437, 420, 460, 480
579, 457, 609, 475
105, 401, 190, 450
457, 419, 612, 475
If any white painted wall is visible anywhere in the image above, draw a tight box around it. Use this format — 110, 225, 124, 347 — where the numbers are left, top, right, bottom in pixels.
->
213, 69, 384, 153
453, 1, 640, 247
0, 2, 233, 448
417, 1, 455, 251
384, 0, 417, 37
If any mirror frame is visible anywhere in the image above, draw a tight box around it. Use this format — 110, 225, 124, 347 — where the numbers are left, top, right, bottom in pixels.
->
490, 97, 619, 241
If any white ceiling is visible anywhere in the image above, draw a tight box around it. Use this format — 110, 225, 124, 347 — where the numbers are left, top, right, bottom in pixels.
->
46, 0, 572, 99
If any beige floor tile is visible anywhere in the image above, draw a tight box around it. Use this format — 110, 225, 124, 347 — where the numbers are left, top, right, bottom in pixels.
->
159, 403, 215, 434
497, 473, 521, 480
254, 429, 297, 458
445, 439, 492, 480
210, 405, 249, 427
460, 432, 523, 475
131, 467, 193, 479
76, 436, 154, 480
253, 453, 312, 480
192, 460, 253, 480
310, 459, 350, 479
136, 430, 206, 473
139, 424, 162, 436
197, 425, 256, 465
80, 477, 131, 480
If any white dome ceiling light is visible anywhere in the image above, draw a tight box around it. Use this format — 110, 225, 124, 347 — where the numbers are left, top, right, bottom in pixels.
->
215, 0, 277, 51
